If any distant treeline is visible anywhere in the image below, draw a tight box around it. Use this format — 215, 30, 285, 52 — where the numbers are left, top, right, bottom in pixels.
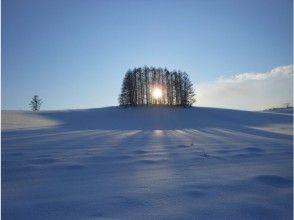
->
119, 66, 195, 107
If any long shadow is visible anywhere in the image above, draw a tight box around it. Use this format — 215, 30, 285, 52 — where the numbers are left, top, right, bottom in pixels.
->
35, 106, 292, 129
2, 106, 293, 141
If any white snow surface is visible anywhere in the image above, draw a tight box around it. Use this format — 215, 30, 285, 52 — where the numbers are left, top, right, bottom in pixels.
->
2, 107, 293, 219
2, 111, 60, 131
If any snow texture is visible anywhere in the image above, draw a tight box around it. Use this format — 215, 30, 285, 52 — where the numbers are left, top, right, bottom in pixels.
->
2, 107, 293, 219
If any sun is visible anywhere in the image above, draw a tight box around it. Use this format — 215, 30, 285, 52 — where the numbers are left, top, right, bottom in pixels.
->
152, 88, 162, 99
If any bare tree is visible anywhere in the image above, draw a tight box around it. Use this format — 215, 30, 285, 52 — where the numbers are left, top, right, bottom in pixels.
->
29, 95, 42, 111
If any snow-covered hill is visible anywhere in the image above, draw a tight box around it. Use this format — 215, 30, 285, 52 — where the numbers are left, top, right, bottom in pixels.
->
2, 107, 293, 219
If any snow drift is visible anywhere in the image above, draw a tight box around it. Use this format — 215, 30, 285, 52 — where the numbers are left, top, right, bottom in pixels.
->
2, 107, 293, 219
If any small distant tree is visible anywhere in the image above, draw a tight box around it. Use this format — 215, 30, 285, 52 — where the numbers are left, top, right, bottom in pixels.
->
29, 95, 42, 111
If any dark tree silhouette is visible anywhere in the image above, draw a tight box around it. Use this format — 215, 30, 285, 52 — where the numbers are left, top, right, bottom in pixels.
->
119, 66, 195, 107
29, 95, 42, 111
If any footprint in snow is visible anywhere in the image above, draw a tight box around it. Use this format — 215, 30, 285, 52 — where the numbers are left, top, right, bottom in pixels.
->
253, 175, 292, 188
60, 164, 87, 170
31, 158, 59, 165
242, 147, 265, 153
185, 190, 206, 198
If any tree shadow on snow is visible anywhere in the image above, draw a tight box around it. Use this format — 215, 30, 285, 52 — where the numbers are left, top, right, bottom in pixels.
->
2, 106, 293, 141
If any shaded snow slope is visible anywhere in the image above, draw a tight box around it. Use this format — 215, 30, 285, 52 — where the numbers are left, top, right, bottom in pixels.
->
2, 106, 292, 131
2, 107, 293, 219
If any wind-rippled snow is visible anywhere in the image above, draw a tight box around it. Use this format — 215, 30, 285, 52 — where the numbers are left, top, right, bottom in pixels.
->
2, 107, 293, 219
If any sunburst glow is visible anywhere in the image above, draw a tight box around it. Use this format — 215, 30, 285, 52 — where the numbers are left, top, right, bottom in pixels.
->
152, 88, 162, 99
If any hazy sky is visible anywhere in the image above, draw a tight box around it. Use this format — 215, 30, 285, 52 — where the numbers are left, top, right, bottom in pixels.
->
2, 0, 293, 110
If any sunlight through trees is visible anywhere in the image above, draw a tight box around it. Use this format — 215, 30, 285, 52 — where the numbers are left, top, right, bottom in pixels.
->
119, 66, 195, 107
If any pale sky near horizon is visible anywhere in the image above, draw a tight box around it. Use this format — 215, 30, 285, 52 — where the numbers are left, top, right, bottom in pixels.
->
2, 0, 293, 110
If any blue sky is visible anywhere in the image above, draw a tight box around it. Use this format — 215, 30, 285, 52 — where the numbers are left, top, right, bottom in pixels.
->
2, 0, 293, 110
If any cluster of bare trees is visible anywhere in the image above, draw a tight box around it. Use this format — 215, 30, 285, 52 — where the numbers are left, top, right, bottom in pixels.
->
119, 66, 195, 107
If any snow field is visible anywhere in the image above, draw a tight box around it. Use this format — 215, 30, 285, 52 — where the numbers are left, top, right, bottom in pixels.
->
2, 107, 293, 219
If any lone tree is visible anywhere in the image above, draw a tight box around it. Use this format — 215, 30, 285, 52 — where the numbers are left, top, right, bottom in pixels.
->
29, 95, 42, 111
119, 66, 195, 107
